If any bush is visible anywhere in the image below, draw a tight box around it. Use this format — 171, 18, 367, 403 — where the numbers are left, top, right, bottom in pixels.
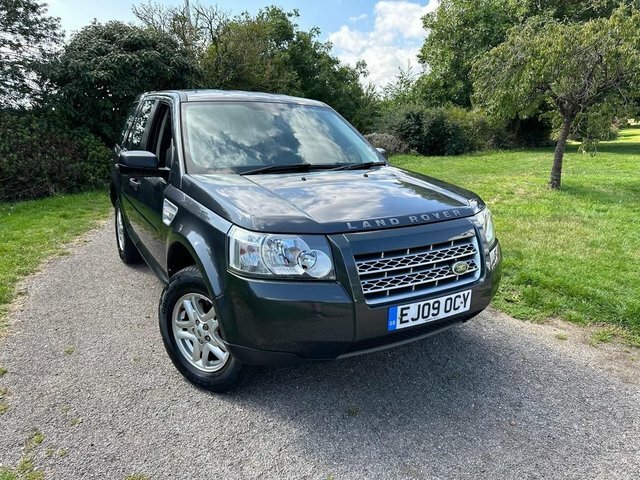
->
445, 107, 515, 150
570, 123, 620, 142
0, 112, 111, 201
608, 125, 621, 140
364, 133, 411, 155
510, 116, 554, 147
377, 106, 459, 155
375, 105, 553, 156
570, 125, 619, 142
377, 106, 474, 156
420, 109, 471, 155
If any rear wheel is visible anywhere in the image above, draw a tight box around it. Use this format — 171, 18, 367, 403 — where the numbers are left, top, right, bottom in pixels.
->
115, 201, 142, 264
159, 266, 246, 393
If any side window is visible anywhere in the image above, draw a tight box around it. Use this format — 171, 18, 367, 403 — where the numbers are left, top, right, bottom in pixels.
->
119, 101, 139, 146
125, 99, 155, 150
157, 112, 174, 168
147, 103, 174, 168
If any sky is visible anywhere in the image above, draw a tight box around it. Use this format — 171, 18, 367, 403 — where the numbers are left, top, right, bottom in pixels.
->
47, 0, 439, 88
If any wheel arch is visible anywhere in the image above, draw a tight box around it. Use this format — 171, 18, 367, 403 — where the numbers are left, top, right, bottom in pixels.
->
167, 241, 197, 278
166, 233, 226, 298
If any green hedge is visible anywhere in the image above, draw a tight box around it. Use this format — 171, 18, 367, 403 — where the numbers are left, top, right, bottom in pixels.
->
0, 112, 111, 201
375, 105, 551, 156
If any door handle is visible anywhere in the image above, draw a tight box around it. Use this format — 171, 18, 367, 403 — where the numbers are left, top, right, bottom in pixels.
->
129, 178, 141, 191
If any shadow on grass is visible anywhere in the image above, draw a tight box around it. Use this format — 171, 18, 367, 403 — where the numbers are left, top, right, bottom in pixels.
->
564, 142, 640, 156
575, 126, 640, 156
561, 182, 640, 204
591, 141, 640, 156
556, 125, 640, 156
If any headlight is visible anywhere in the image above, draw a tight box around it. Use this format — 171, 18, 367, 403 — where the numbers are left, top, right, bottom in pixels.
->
474, 208, 495, 245
228, 226, 335, 280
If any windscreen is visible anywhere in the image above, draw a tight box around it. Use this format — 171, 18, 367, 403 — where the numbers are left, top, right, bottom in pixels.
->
181, 101, 380, 173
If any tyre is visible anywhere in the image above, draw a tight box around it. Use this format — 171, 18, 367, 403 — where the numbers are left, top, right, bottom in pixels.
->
115, 201, 142, 264
159, 266, 245, 393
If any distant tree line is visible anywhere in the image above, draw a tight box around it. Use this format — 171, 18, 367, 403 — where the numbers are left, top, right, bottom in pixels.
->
0, 0, 378, 200
401, 0, 640, 188
1, 0, 639, 200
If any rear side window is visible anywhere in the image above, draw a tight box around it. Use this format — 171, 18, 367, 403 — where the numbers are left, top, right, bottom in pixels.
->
119, 101, 139, 145
125, 99, 155, 150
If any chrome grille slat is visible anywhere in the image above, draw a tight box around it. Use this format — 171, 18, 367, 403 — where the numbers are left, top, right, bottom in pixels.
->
354, 236, 482, 304
357, 243, 477, 276
360, 260, 478, 294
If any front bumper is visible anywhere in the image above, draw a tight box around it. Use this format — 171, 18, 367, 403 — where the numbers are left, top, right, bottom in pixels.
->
216, 222, 502, 366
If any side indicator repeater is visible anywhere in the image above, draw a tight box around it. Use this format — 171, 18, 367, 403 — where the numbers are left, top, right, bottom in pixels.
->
162, 199, 178, 226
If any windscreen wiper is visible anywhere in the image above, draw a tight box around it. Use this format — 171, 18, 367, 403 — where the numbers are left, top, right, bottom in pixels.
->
329, 161, 386, 171
240, 163, 314, 175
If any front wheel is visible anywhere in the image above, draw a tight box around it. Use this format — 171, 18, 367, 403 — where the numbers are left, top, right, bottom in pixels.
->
159, 266, 246, 393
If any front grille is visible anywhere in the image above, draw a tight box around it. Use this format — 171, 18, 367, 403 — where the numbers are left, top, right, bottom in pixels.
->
354, 234, 481, 304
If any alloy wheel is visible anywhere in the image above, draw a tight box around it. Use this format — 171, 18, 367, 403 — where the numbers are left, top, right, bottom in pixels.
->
171, 293, 230, 372
116, 207, 126, 252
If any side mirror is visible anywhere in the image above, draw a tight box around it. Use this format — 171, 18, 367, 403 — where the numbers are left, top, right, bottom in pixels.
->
376, 147, 388, 159
117, 151, 169, 179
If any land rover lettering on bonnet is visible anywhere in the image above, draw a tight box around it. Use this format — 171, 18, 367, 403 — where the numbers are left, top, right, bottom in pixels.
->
345, 209, 465, 231
110, 90, 502, 392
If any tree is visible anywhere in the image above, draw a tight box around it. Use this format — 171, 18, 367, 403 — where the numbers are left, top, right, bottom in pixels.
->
200, 7, 298, 93
418, 0, 519, 108
381, 66, 420, 108
285, 21, 375, 131
473, 7, 640, 189
199, 7, 376, 131
417, 0, 637, 109
0, 0, 62, 108
132, 1, 228, 53
133, 4, 377, 131
51, 21, 197, 145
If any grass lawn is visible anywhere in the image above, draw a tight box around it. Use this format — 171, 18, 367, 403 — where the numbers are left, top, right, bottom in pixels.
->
393, 126, 640, 344
0, 192, 111, 331
1, 131, 638, 344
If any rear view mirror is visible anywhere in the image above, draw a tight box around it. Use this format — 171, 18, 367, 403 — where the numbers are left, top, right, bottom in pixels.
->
118, 151, 169, 179
376, 147, 388, 159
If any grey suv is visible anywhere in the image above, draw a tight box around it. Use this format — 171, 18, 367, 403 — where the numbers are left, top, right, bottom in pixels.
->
110, 90, 502, 392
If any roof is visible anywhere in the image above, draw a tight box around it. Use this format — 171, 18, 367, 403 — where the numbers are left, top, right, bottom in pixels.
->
150, 89, 327, 107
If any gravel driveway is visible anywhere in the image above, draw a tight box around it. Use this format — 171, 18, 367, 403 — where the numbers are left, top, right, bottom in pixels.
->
1, 220, 639, 479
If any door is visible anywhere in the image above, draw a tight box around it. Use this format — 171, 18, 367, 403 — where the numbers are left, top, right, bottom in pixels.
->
123, 101, 175, 271
120, 98, 156, 248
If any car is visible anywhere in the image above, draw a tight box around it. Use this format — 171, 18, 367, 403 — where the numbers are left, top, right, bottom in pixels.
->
110, 89, 502, 392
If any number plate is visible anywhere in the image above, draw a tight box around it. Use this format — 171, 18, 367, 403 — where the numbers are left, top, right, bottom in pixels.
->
387, 290, 472, 331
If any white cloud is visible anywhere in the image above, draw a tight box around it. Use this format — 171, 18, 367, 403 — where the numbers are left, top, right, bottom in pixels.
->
349, 13, 368, 22
374, 1, 433, 38
329, 1, 439, 88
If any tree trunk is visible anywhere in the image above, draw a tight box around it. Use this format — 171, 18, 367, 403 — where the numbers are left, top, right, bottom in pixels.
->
549, 115, 573, 190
